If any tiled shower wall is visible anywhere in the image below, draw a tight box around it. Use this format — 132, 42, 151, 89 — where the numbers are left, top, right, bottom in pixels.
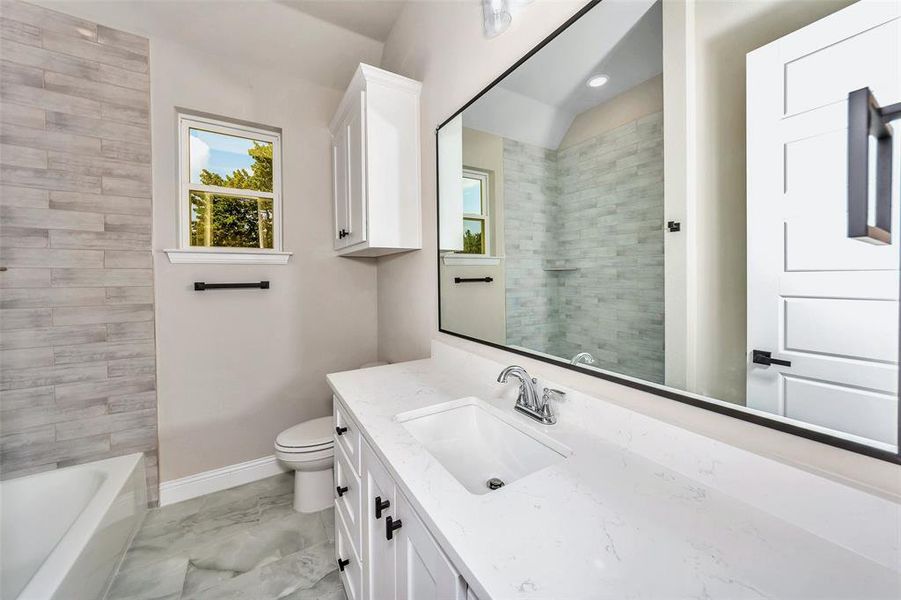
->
503, 112, 665, 383
0, 1, 158, 502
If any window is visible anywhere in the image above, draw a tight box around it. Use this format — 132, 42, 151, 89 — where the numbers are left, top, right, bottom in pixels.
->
461, 169, 489, 254
170, 112, 289, 264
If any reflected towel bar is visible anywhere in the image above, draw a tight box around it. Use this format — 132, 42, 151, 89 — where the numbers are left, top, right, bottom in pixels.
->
194, 281, 270, 291
454, 277, 493, 284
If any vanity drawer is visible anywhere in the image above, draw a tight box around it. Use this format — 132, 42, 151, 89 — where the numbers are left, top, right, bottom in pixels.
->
334, 396, 361, 475
336, 499, 362, 600
335, 441, 362, 554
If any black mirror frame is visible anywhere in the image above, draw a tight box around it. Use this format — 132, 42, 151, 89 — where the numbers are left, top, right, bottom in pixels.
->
435, 0, 900, 465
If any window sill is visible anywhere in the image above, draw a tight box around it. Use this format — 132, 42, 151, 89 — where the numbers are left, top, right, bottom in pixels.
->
441, 254, 502, 266
164, 249, 293, 265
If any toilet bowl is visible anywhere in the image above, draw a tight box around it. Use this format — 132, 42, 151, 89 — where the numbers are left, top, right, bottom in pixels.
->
274, 416, 335, 513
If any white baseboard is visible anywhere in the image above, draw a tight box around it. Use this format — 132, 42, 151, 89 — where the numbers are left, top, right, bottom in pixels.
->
159, 454, 290, 506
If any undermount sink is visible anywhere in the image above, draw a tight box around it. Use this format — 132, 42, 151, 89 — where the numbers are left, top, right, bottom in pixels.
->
396, 398, 572, 495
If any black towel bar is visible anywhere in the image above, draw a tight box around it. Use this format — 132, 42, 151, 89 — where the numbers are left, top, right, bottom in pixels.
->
454, 277, 493, 284
194, 281, 270, 291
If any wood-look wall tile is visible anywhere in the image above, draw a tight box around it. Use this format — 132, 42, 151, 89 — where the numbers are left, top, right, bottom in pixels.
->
105, 286, 153, 304
0, 143, 47, 169
1, 122, 100, 154
0, 165, 101, 192
0, 60, 44, 87
2, 1, 98, 42
0, 17, 41, 47
49, 191, 150, 216
96, 25, 148, 56
54, 374, 154, 406
52, 303, 153, 326
0, 225, 48, 248
104, 250, 152, 268
0, 101, 45, 129
0, 38, 99, 80
110, 424, 157, 453
41, 31, 147, 73
51, 267, 152, 287
100, 139, 150, 164
1, 361, 107, 391
53, 339, 154, 365
104, 213, 151, 234
0, 323, 106, 350
46, 110, 150, 145
0, 184, 48, 208
108, 356, 155, 378
106, 320, 154, 341
0, 267, 50, 288
0, 385, 54, 411
0, 307, 51, 330
0, 286, 106, 309
98, 63, 149, 91
56, 408, 155, 441
0, 347, 53, 370
46, 151, 151, 182
50, 229, 150, 250
1, 205, 104, 230
108, 390, 155, 414
0, 82, 101, 118
100, 103, 148, 127
101, 175, 151, 198
2, 247, 105, 268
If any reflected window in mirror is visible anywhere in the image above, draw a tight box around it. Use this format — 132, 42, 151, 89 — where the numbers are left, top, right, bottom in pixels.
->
462, 169, 490, 254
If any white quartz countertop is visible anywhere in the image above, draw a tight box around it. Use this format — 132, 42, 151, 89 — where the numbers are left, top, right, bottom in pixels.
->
327, 344, 900, 600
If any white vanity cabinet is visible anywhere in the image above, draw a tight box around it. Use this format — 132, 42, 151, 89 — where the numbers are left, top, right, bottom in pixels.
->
333, 396, 471, 600
329, 64, 422, 257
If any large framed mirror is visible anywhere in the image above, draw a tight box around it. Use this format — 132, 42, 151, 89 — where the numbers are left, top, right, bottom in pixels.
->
437, 0, 900, 463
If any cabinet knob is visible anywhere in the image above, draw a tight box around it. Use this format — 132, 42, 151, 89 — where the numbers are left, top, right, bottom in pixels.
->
336, 485, 349, 497
375, 495, 390, 519
335, 426, 348, 436
386, 515, 403, 540
337, 557, 350, 572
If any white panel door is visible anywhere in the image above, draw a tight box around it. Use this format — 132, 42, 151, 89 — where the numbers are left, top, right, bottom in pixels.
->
332, 124, 349, 250
746, 0, 900, 446
346, 91, 368, 248
362, 442, 397, 600
394, 493, 465, 600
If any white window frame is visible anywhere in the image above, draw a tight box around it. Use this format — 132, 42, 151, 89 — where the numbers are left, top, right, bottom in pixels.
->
461, 168, 490, 256
165, 112, 291, 264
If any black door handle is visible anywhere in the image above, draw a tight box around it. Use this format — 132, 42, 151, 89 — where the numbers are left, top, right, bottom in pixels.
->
337, 557, 350, 572
375, 496, 390, 519
386, 515, 403, 540
335, 426, 347, 436
336, 485, 349, 497
752, 350, 792, 367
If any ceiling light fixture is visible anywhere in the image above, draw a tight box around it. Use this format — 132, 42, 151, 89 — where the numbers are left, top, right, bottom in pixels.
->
587, 74, 610, 88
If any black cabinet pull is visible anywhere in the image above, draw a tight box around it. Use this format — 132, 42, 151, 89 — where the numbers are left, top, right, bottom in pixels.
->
335, 426, 348, 436
336, 485, 349, 497
386, 515, 403, 541
337, 557, 350, 572
752, 350, 792, 368
375, 496, 390, 519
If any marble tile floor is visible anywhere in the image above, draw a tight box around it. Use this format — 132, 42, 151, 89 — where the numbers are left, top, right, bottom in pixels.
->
107, 474, 345, 600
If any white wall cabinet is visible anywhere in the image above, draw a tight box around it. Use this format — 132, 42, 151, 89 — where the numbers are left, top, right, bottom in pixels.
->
334, 397, 473, 600
330, 64, 422, 257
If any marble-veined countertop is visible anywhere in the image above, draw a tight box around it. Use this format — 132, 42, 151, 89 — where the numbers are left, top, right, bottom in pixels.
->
327, 342, 900, 599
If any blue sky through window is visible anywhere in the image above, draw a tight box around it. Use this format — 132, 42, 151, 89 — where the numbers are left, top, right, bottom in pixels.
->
189, 129, 269, 183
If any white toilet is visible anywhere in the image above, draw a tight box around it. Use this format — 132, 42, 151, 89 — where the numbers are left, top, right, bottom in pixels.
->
276, 362, 387, 513
274, 416, 336, 513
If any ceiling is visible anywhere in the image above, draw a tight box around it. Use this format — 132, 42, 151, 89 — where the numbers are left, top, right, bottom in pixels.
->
279, 0, 408, 42
463, 0, 662, 149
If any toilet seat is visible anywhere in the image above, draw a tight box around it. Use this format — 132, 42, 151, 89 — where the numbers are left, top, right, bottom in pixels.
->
274, 416, 334, 461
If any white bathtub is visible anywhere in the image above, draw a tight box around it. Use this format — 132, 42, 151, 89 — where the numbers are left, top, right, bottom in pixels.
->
1, 453, 147, 600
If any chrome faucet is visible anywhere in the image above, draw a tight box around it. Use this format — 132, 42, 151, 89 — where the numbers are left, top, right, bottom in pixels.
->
497, 365, 560, 425
571, 352, 596, 366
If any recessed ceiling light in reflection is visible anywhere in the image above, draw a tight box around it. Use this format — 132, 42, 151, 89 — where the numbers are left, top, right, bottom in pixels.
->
586, 74, 609, 88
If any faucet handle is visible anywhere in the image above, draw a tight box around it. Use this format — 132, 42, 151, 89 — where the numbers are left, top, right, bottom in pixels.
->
543, 388, 566, 402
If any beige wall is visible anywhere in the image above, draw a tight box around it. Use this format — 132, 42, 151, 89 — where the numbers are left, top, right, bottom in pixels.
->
34, 1, 383, 481
687, 0, 856, 404
439, 127, 506, 344
559, 73, 664, 149
379, 0, 899, 496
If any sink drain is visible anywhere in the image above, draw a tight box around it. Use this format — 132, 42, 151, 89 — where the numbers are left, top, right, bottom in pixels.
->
486, 477, 505, 490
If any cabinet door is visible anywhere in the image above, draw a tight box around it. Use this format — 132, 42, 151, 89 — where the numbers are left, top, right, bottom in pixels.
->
395, 493, 465, 600
331, 125, 349, 249
345, 91, 367, 248
362, 442, 397, 600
